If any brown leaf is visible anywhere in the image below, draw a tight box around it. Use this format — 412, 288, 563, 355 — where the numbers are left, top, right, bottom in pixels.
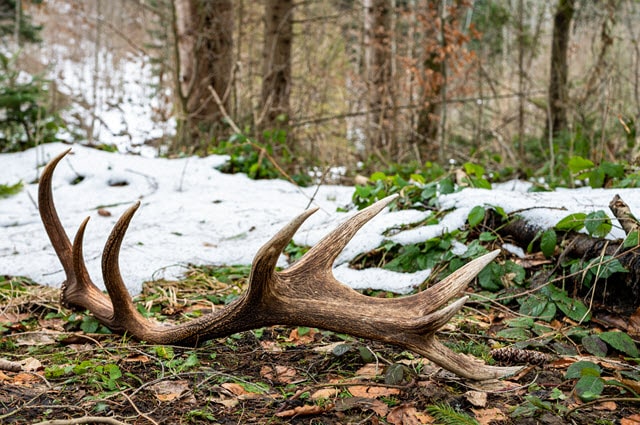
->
464, 390, 487, 407
260, 365, 297, 383
97, 208, 111, 217
311, 387, 339, 400
628, 307, 640, 337
356, 363, 382, 378
387, 404, 427, 425
275, 404, 331, 417
348, 385, 401, 398
621, 414, 640, 425
287, 327, 317, 345
593, 401, 617, 411
471, 407, 507, 425
149, 380, 191, 402
335, 397, 389, 417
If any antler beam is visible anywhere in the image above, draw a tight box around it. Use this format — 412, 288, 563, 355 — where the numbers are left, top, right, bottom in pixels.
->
39, 149, 520, 380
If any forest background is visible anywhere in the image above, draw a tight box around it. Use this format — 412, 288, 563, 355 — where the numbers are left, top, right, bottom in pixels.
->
3, 0, 637, 187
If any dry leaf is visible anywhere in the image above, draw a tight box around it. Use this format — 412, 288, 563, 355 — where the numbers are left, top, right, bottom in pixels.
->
348, 385, 401, 398
275, 404, 330, 417
121, 354, 150, 363
471, 407, 507, 425
628, 307, 640, 337
260, 365, 297, 383
464, 390, 487, 407
335, 397, 389, 416
312, 341, 344, 353
149, 380, 190, 402
221, 382, 249, 396
260, 340, 283, 352
208, 395, 239, 408
356, 363, 382, 378
593, 401, 617, 411
311, 387, 339, 400
287, 327, 317, 345
622, 414, 640, 425
387, 404, 423, 425
20, 357, 42, 372
97, 208, 111, 217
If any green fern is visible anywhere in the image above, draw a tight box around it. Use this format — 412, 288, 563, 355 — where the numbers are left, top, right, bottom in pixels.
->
0, 181, 23, 198
426, 403, 479, 425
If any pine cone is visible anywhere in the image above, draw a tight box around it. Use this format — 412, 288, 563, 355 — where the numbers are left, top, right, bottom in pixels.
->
490, 347, 548, 365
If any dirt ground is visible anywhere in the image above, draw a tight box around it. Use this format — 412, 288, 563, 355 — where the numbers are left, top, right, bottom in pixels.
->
1, 276, 639, 425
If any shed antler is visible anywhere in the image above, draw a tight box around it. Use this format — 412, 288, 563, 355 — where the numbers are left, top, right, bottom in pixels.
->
40, 149, 520, 380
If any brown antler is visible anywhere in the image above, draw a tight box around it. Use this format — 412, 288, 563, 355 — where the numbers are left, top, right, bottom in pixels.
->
40, 149, 520, 380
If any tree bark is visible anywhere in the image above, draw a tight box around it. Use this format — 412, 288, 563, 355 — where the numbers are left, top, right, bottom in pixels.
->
546, 0, 575, 137
364, 0, 396, 160
172, 0, 234, 151
260, 0, 293, 145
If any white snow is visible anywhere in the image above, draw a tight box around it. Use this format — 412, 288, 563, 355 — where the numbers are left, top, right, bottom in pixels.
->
0, 143, 432, 294
2, 143, 640, 296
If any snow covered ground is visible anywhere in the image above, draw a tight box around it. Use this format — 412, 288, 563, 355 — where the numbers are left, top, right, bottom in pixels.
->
2, 143, 640, 296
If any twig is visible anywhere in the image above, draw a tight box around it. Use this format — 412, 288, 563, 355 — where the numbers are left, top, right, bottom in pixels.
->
30, 417, 132, 425
0, 358, 22, 372
564, 396, 640, 417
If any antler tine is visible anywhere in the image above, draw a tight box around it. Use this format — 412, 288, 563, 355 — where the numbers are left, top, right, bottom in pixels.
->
250, 207, 319, 294
72, 217, 117, 324
39, 148, 114, 313
294, 194, 399, 271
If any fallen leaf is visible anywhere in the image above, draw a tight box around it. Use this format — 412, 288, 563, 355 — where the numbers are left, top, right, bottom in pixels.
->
312, 341, 344, 353
275, 404, 331, 417
348, 385, 401, 398
311, 387, 339, 400
221, 382, 249, 396
208, 395, 239, 408
471, 407, 507, 424
260, 340, 283, 352
97, 208, 111, 216
593, 401, 617, 411
260, 365, 297, 383
622, 414, 640, 425
20, 357, 42, 372
628, 307, 640, 337
335, 397, 389, 417
287, 327, 317, 345
121, 354, 150, 363
464, 390, 487, 407
387, 404, 423, 425
356, 363, 382, 378
149, 380, 191, 402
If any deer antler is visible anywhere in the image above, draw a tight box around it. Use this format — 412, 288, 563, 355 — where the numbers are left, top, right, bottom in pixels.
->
39, 149, 520, 380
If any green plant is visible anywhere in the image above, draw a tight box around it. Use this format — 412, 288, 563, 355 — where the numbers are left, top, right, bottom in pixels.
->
0, 52, 67, 152
0, 181, 22, 198
425, 403, 479, 425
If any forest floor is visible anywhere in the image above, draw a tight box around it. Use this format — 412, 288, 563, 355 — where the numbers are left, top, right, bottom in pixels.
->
1, 268, 639, 425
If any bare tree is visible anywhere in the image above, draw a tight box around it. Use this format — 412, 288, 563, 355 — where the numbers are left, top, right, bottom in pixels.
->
260, 0, 293, 146
364, 0, 396, 160
172, 0, 234, 151
546, 0, 575, 137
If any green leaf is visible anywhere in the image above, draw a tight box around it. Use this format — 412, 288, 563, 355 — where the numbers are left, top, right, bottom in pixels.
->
588, 167, 605, 188
477, 262, 502, 291
623, 231, 639, 249
0, 181, 23, 198
598, 331, 639, 357
495, 327, 531, 341
555, 213, 587, 232
438, 177, 454, 194
479, 231, 497, 241
468, 206, 485, 228
600, 161, 625, 178
464, 162, 485, 178
385, 363, 405, 385
540, 229, 557, 257
581, 335, 608, 357
575, 375, 604, 401
568, 156, 595, 174
332, 343, 351, 357
585, 211, 611, 238
519, 294, 557, 321
566, 361, 601, 379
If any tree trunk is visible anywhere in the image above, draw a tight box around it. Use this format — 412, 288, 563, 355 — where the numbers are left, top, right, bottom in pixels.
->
172, 0, 234, 151
546, 0, 575, 137
364, 0, 396, 160
260, 0, 293, 147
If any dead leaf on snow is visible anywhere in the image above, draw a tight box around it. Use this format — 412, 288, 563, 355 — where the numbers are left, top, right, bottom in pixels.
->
464, 390, 487, 407
260, 365, 297, 383
471, 407, 507, 424
621, 414, 640, 425
275, 404, 332, 417
348, 385, 401, 398
149, 380, 191, 402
